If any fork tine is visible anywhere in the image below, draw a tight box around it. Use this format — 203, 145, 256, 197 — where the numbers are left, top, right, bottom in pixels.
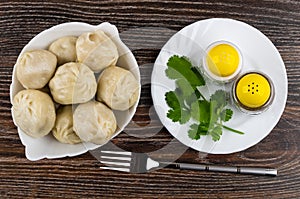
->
99, 150, 132, 172
101, 150, 131, 156
99, 151, 132, 163
100, 156, 131, 163
100, 166, 130, 172
100, 154, 131, 162
100, 160, 130, 167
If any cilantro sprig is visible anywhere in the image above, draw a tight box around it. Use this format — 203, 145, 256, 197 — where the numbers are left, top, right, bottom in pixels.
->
164, 55, 244, 142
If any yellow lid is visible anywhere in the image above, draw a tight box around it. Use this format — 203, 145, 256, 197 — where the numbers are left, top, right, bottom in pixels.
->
206, 43, 240, 77
236, 73, 271, 108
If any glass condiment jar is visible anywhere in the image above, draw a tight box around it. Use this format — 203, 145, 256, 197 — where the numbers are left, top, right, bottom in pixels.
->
232, 71, 274, 114
203, 41, 242, 83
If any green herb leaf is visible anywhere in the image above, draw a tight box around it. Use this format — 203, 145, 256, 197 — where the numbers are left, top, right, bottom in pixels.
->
209, 125, 223, 141
209, 100, 219, 125
221, 109, 233, 122
166, 55, 205, 89
165, 91, 191, 124
191, 100, 210, 124
211, 90, 228, 107
165, 55, 192, 80
164, 55, 244, 142
167, 109, 181, 123
179, 109, 191, 124
165, 91, 180, 109
191, 67, 205, 86
176, 78, 194, 97
188, 124, 201, 140
188, 123, 209, 140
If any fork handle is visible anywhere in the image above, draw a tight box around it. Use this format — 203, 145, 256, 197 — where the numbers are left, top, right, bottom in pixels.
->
165, 163, 277, 176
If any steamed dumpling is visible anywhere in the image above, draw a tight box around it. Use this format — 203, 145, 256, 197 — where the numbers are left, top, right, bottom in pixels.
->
76, 30, 118, 72
16, 50, 57, 89
49, 62, 97, 104
48, 36, 77, 65
97, 66, 139, 111
12, 89, 56, 138
52, 106, 81, 144
73, 101, 117, 145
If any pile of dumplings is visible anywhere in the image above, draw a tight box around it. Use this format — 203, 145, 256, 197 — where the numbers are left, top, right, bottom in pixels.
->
12, 30, 140, 145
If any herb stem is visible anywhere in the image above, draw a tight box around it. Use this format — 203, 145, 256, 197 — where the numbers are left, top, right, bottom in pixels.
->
221, 124, 245, 135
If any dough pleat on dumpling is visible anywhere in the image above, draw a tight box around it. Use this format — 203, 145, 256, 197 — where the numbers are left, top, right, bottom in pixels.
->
52, 106, 81, 144
73, 101, 117, 145
97, 66, 139, 111
12, 89, 56, 138
49, 62, 97, 105
16, 50, 57, 89
48, 36, 77, 65
76, 30, 118, 73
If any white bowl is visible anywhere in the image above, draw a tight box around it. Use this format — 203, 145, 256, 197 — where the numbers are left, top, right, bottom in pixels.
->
10, 22, 141, 161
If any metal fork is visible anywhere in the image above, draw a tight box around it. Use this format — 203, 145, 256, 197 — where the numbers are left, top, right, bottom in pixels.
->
98, 150, 277, 176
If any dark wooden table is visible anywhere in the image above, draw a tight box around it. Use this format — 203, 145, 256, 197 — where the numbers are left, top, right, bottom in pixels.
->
1, 0, 299, 198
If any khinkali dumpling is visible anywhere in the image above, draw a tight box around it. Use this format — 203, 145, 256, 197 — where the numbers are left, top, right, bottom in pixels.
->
49, 62, 97, 105
76, 30, 118, 72
16, 50, 57, 89
73, 101, 117, 145
12, 89, 56, 138
97, 66, 139, 111
48, 36, 77, 65
52, 106, 81, 144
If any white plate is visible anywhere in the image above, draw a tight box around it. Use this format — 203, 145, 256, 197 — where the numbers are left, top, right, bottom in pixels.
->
10, 22, 140, 160
151, 18, 287, 154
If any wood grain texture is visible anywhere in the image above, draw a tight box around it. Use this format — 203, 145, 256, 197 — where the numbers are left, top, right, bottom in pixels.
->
0, 0, 300, 198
